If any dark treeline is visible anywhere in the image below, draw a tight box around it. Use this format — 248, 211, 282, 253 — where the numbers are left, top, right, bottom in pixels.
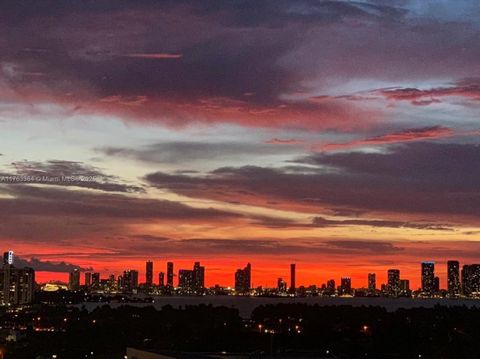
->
3, 303, 480, 358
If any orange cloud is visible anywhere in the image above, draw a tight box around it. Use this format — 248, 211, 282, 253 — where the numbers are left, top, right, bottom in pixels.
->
320, 126, 454, 151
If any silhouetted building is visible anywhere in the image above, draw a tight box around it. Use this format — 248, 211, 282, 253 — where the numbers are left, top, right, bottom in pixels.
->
234, 263, 251, 293
289, 263, 296, 294
340, 277, 352, 295
1, 263, 35, 306
178, 269, 194, 291
3, 251, 14, 265
400, 279, 410, 293
387, 269, 400, 296
159, 272, 165, 288
68, 269, 80, 291
193, 262, 205, 291
277, 277, 287, 293
146, 261, 153, 287
92, 272, 100, 289
462, 264, 480, 296
368, 273, 376, 292
107, 274, 116, 290
167, 262, 174, 288
447, 260, 460, 296
123, 270, 139, 292
434, 276, 440, 293
326, 279, 336, 295
84, 272, 92, 287
421, 262, 435, 295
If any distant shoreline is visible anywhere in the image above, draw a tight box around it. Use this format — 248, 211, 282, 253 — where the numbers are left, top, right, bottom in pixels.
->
74, 295, 480, 318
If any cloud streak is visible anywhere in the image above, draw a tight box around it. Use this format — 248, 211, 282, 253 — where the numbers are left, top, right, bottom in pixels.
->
321, 126, 455, 150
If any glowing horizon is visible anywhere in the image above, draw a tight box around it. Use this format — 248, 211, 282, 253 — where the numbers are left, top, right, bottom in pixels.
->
1, 1, 480, 291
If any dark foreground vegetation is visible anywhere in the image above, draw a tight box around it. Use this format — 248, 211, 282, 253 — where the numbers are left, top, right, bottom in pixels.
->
2, 303, 480, 358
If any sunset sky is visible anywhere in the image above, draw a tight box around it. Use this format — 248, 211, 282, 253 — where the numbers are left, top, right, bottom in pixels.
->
1, 0, 480, 289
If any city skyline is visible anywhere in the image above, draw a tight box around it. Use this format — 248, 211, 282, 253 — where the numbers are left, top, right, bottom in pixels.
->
1, 1, 480, 290
58, 255, 480, 293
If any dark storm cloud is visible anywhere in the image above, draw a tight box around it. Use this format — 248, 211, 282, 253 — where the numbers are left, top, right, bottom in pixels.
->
145, 142, 480, 220
15, 256, 93, 273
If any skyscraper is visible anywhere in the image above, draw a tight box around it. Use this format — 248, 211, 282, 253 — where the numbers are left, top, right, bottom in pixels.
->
387, 269, 400, 296
146, 261, 153, 287
368, 273, 376, 292
399, 279, 410, 293
178, 269, 194, 291
277, 278, 287, 293
326, 279, 335, 294
234, 263, 251, 293
84, 272, 92, 287
434, 276, 440, 293
340, 277, 352, 295
1, 264, 35, 305
167, 262, 174, 288
421, 262, 435, 295
92, 272, 100, 289
123, 270, 139, 292
159, 272, 165, 287
289, 263, 296, 294
68, 269, 81, 291
3, 251, 14, 265
447, 260, 460, 296
462, 264, 480, 296
193, 261, 205, 291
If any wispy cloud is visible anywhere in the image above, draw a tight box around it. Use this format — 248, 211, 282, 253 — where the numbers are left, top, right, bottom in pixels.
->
321, 126, 454, 151
122, 53, 183, 59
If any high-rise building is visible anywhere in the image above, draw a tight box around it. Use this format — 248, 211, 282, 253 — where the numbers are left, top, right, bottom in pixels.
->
68, 269, 81, 291
3, 251, 14, 265
387, 269, 400, 296
234, 263, 251, 293
326, 279, 335, 293
84, 272, 92, 287
421, 262, 435, 295
178, 269, 194, 291
159, 272, 165, 287
167, 262, 174, 288
340, 277, 352, 295
400, 279, 410, 293
92, 272, 100, 289
447, 260, 460, 296
368, 273, 376, 292
462, 264, 480, 296
289, 263, 296, 294
1, 264, 35, 305
146, 261, 153, 287
434, 276, 440, 293
277, 278, 287, 293
107, 274, 116, 290
193, 262, 205, 291
123, 270, 139, 292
